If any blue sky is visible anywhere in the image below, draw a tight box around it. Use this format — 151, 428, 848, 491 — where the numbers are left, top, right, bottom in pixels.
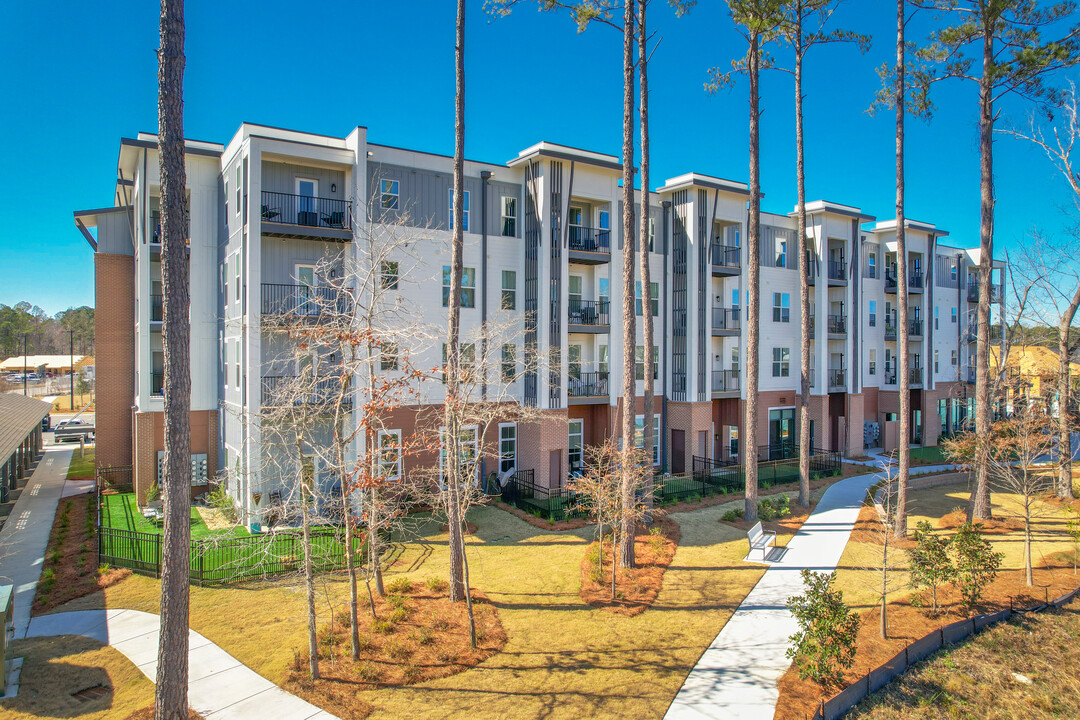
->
1, 0, 1075, 315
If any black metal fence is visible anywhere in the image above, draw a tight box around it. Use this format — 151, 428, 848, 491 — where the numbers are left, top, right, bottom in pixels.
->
827, 315, 847, 334
828, 259, 846, 281
500, 469, 583, 521
567, 226, 611, 254
98, 465, 134, 492
261, 190, 352, 231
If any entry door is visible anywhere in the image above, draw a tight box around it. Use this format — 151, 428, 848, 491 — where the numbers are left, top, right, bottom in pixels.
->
671, 430, 685, 474
295, 264, 316, 315
295, 178, 318, 226
768, 408, 795, 459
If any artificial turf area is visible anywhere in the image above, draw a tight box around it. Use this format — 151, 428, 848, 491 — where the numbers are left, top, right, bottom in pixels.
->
99, 492, 248, 539
66, 447, 95, 479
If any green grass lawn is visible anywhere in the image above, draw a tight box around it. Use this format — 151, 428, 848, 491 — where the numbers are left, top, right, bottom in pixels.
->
100, 492, 248, 540
909, 446, 948, 464
66, 448, 95, 479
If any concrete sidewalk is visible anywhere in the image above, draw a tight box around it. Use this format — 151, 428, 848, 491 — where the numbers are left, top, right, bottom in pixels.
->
0, 444, 73, 637
28, 609, 337, 719
664, 470, 881, 720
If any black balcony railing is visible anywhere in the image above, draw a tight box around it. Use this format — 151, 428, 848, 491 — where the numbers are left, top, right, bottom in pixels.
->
151, 371, 163, 396
965, 367, 976, 384
967, 284, 1003, 303
885, 269, 898, 292
909, 319, 923, 336
884, 318, 898, 340
885, 370, 897, 384
568, 371, 609, 398
909, 270, 924, 289
909, 367, 922, 384
261, 375, 351, 409
712, 369, 739, 393
261, 191, 352, 231
828, 259, 846, 281
828, 368, 846, 388
567, 225, 611, 254
711, 243, 740, 268
809, 316, 816, 339
150, 294, 163, 322
567, 298, 609, 326
712, 307, 742, 332
827, 314, 847, 334
261, 283, 351, 317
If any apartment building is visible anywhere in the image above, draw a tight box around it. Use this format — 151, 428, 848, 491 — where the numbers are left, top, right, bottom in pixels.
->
77, 122, 1005, 524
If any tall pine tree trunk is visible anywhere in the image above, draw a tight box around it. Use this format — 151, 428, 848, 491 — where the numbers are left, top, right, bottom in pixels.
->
446, 0, 467, 601
618, 0, 637, 568
894, 0, 910, 538
744, 33, 762, 524
794, 14, 811, 509
155, 1, 191, 716
638, 0, 655, 513
972, 28, 994, 521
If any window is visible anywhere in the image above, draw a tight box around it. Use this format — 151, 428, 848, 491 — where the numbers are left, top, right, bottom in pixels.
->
635, 345, 659, 380
648, 217, 656, 252
773, 293, 790, 323
501, 344, 515, 382
380, 343, 398, 371
598, 277, 610, 306
934, 350, 940, 374
380, 261, 399, 290
951, 262, 958, 282
732, 288, 740, 309
499, 424, 517, 475
439, 425, 478, 483
775, 235, 788, 267
636, 281, 659, 316
731, 346, 740, 374
772, 347, 790, 377
869, 300, 877, 327
380, 179, 399, 210
568, 206, 583, 228
377, 430, 402, 480
885, 349, 892, 372
441, 343, 475, 383
568, 275, 582, 307
501, 270, 517, 310
951, 350, 957, 366
234, 254, 240, 303
599, 344, 609, 374
869, 349, 877, 375
951, 307, 957, 323
501, 196, 516, 236
868, 252, 877, 278
569, 419, 584, 475
568, 344, 582, 379
442, 266, 476, 308
635, 414, 661, 465
235, 166, 241, 214
224, 179, 228, 217
448, 188, 470, 232
935, 306, 939, 330
234, 340, 240, 389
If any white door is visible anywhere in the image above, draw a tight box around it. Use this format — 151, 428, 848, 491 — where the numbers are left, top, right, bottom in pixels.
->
295, 178, 318, 225
295, 264, 316, 315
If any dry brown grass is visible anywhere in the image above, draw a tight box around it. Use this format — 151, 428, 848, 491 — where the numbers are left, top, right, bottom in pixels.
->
846, 597, 1080, 719
579, 516, 680, 615
0, 635, 154, 720
123, 707, 204, 719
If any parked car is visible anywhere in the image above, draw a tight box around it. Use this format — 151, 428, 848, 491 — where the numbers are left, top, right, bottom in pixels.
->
55, 419, 93, 443
41, 414, 50, 432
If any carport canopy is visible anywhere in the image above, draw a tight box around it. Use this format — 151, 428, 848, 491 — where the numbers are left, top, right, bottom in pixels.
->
0, 394, 51, 462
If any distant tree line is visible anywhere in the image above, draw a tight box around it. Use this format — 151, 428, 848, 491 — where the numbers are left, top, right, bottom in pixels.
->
0, 302, 94, 358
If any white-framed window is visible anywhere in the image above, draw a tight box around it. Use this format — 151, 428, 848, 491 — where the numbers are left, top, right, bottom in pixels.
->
775, 235, 788, 267
635, 345, 659, 380
773, 292, 790, 323
648, 216, 656, 252
635, 414, 661, 466
234, 339, 240, 389
499, 423, 517, 475
234, 253, 241, 303
380, 343, 398, 371
501, 196, 516, 236
224, 179, 229, 218
377, 429, 402, 480
235, 166, 241, 215
935, 306, 940, 330
951, 349, 957, 366
501, 270, 516, 310
869, 349, 877, 375
380, 261, 399, 290
441, 342, 475, 383
885, 348, 892, 372
568, 419, 584, 475
772, 347, 790, 377
442, 266, 476, 308
380, 179, 399, 210
599, 344, 609, 374
868, 251, 877, 278
732, 288, 740, 308
731, 346, 740, 374
568, 344, 582, 379
448, 188, 470, 232
951, 307, 957, 323
439, 425, 478, 484
951, 262, 958, 282
934, 350, 940, 374
869, 300, 877, 327
501, 343, 515, 382
635, 281, 659, 316
599, 277, 610, 307
569, 274, 583, 308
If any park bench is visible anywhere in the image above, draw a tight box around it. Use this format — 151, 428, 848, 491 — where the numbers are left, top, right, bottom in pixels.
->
747, 521, 776, 561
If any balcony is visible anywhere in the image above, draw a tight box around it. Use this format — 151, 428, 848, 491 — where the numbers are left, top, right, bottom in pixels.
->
261, 375, 351, 410
711, 307, 741, 336
884, 318, 898, 341
828, 259, 847, 284
884, 369, 897, 385
261, 283, 351, 320
828, 368, 846, 391
909, 270, 924, 292
885, 269, 898, 293
260, 191, 353, 242
965, 367, 976, 384
909, 367, 923, 386
568, 370, 609, 404
150, 294, 163, 323
964, 322, 978, 343
567, 299, 610, 333
712, 369, 740, 397
909, 319, 923, 337
711, 243, 740, 276
151, 371, 163, 396
567, 226, 611, 264
827, 314, 847, 336
809, 316, 815, 339
967, 284, 1003, 304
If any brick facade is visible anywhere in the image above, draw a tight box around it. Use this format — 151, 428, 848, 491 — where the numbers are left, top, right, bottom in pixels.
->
133, 409, 220, 503
94, 253, 135, 470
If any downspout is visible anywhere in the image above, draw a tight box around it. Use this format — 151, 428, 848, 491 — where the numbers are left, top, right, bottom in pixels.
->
661, 200, 671, 471
480, 170, 491, 486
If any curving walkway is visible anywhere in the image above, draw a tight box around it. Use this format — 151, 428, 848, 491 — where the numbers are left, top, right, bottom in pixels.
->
664, 468, 884, 720
27, 608, 338, 719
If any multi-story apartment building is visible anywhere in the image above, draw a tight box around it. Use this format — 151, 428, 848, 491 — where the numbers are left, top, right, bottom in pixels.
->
77, 123, 1005, 525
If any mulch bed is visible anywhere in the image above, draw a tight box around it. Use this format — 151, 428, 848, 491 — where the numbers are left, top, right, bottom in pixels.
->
490, 500, 590, 530
578, 515, 681, 616
33, 493, 130, 615
283, 579, 506, 719
774, 503, 1080, 720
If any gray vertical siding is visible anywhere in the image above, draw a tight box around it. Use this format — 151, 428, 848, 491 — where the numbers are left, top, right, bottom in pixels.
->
262, 161, 346, 200
366, 162, 502, 231
96, 209, 134, 255
489, 180, 523, 238
760, 225, 797, 269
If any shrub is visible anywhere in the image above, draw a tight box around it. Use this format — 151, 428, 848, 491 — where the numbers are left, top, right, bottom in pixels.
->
96, 563, 111, 576
425, 577, 448, 593
389, 606, 410, 624
585, 544, 603, 583
414, 627, 434, 646
386, 594, 408, 609
206, 487, 238, 524
384, 639, 412, 660
356, 662, 381, 682
721, 508, 745, 523
355, 634, 373, 652
386, 577, 412, 594
402, 664, 422, 683
758, 494, 790, 522
371, 619, 394, 635
786, 570, 861, 689
648, 527, 666, 553
907, 520, 954, 615
951, 522, 1004, 614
